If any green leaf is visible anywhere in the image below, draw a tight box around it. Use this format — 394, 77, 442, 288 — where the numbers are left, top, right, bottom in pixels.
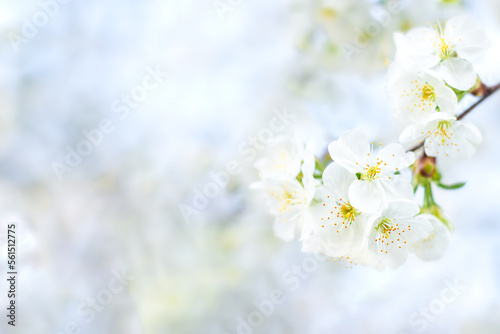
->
436, 182, 466, 190
315, 157, 325, 173
447, 83, 469, 102
296, 172, 304, 186
355, 172, 362, 180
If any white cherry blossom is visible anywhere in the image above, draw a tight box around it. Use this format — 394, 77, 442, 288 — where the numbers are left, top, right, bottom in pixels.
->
394, 15, 490, 91
391, 71, 458, 126
413, 214, 452, 261
362, 200, 433, 270
328, 129, 416, 212
255, 136, 312, 180
302, 163, 374, 258
400, 112, 482, 158
254, 153, 317, 241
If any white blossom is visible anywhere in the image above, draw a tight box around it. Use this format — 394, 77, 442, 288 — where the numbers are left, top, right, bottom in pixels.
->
328, 129, 415, 212
400, 112, 482, 158
254, 142, 318, 241
413, 214, 452, 261
255, 136, 310, 180
302, 162, 374, 258
391, 71, 458, 126
394, 15, 490, 91
361, 200, 433, 270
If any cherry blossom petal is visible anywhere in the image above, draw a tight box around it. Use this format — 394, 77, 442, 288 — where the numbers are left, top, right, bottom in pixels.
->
438, 58, 477, 91
321, 162, 356, 199
299, 209, 315, 241
382, 200, 420, 220
348, 180, 384, 213
413, 214, 452, 261
328, 129, 369, 173
378, 175, 414, 203
378, 143, 415, 172
429, 75, 458, 115
445, 15, 491, 61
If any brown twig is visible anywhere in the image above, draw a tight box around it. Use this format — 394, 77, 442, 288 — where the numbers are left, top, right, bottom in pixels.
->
408, 82, 500, 152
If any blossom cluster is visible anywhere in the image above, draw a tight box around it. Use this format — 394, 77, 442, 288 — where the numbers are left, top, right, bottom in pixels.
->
254, 15, 492, 270
255, 131, 450, 270
389, 15, 490, 159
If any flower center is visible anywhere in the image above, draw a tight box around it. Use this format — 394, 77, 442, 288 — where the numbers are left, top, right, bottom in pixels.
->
376, 218, 394, 237
273, 150, 289, 170
270, 186, 305, 214
374, 217, 410, 253
438, 38, 455, 59
421, 84, 435, 101
339, 202, 359, 223
319, 198, 361, 230
361, 164, 381, 181
432, 22, 456, 60
435, 121, 452, 143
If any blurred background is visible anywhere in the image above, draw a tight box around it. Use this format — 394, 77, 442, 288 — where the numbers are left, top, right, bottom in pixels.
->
0, 0, 500, 333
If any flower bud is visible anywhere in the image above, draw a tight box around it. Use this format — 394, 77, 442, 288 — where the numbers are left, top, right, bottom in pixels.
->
413, 154, 440, 184
420, 204, 453, 231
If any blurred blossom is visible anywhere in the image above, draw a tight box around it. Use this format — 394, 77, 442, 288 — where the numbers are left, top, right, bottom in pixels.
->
0, 0, 499, 333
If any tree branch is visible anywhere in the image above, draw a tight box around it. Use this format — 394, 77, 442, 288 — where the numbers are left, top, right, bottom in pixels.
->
408, 82, 500, 152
